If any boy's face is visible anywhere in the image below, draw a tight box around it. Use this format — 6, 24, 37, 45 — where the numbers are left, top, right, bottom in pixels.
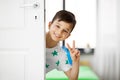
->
48, 19, 73, 42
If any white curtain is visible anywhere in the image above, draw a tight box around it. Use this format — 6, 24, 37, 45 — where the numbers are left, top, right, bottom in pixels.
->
92, 35, 120, 80
91, 0, 120, 80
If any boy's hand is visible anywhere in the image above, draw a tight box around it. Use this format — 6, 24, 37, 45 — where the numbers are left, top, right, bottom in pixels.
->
67, 40, 80, 62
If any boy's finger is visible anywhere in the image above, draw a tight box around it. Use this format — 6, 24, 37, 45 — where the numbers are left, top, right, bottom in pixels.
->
66, 43, 71, 51
73, 40, 75, 50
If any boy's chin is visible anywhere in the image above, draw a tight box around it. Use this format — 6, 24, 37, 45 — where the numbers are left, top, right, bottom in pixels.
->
52, 38, 62, 42
53, 39, 60, 42
52, 36, 65, 42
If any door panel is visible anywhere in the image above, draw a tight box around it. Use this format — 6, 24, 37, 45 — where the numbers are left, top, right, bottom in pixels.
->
0, 31, 29, 49
0, 0, 45, 80
0, 0, 24, 28
0, 54, 24, 80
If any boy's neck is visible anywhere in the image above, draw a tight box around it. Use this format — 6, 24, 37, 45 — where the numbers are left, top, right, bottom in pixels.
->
46, 32, 58, 48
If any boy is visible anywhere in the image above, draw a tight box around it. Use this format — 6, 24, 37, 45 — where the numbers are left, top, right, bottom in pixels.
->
46, 10, 80, 80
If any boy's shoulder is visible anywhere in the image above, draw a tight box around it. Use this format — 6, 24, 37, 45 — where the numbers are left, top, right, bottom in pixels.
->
46, 43, 63, 52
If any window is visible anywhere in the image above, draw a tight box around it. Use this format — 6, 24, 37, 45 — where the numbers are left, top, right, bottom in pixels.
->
65, 0, 96, 49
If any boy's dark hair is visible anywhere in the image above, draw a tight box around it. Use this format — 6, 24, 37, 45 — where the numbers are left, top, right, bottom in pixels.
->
51, 10, 76, 32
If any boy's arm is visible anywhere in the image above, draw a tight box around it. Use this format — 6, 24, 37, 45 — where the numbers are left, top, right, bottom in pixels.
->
64, 40, 80, 80
64, 60, 80, 80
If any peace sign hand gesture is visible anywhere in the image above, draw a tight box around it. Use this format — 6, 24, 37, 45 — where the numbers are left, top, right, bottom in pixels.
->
67, 40, 80, 63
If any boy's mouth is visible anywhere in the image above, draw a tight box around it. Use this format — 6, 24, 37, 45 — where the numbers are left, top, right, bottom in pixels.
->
54, 32, 61, 38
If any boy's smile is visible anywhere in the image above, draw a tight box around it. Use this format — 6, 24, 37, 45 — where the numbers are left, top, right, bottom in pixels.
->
48, 19, 72, 42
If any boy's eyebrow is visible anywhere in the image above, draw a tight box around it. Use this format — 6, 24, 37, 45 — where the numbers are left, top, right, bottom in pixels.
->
59, 23, 70, 31
65, 28, 70, 32
57, 22, 70, 32
57, 23, 62, 26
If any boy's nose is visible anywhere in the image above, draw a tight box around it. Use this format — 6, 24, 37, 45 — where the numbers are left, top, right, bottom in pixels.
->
57, 29, 62, 35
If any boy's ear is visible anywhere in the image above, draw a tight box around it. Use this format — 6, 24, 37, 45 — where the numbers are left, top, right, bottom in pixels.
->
48, 22, 52, 29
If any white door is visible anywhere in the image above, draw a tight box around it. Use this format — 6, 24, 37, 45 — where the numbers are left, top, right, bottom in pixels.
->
0, 0, 45, 80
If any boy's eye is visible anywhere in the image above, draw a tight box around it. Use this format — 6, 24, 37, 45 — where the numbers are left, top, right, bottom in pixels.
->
56, 25, 60, 28
63, 30, 68, 33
